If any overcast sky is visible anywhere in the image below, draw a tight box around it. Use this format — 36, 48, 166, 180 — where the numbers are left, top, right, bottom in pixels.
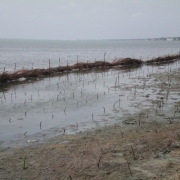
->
0, 0, 180, 40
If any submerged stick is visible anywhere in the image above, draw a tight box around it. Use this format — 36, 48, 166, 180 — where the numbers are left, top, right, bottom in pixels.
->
113, 100, 119, 108
40, 122, 42, 130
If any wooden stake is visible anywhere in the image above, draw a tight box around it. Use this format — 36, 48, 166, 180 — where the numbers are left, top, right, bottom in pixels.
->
49, 59, 50, 73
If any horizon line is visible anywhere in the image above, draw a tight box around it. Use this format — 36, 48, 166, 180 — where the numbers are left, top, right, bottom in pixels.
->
0, 37, 179, 41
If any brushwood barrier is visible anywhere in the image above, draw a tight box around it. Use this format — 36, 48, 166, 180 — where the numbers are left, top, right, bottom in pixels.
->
0, 54, 180, 84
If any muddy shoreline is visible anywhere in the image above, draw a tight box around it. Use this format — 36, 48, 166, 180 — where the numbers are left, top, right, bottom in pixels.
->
1, 62, 180, 179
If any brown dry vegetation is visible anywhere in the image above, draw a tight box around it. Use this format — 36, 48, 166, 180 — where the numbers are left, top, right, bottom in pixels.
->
145, 54, 180, 65
1, 54, 180, 84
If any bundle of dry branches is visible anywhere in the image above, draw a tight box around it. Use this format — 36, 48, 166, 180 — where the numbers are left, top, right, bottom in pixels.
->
112, 58, 143, 66
145, 54, 180, 64
0, 54, 180, 84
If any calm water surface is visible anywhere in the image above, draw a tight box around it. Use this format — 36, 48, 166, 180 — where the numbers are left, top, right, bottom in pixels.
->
0, 39, 180, 71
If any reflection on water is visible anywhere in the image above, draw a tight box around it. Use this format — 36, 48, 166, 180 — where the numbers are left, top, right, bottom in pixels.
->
0, 61, 180, 147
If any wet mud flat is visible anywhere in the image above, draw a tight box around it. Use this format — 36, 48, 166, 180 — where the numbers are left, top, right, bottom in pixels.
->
1, 61, 180, 179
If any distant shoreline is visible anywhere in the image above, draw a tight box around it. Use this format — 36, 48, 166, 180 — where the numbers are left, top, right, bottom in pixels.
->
0, 37, 180, 41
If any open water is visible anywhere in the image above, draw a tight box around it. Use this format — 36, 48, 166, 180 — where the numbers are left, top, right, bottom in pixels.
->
0, 39, 180, 72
